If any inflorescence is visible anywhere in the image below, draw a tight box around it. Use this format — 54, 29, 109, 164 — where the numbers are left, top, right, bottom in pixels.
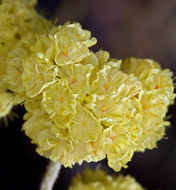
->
0, 0, 175, 171
69, 169, 144, 190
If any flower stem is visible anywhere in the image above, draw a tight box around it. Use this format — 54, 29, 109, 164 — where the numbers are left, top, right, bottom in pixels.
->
40, 161, 62, 190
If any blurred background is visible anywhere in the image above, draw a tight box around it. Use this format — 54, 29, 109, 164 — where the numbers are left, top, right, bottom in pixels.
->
0, 0, 176, 189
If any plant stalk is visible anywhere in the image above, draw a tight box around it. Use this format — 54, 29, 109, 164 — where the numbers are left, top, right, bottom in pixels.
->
40, 161, 62, 190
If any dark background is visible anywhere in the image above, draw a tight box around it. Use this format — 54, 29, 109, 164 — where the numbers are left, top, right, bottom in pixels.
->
0, 0, 176, 189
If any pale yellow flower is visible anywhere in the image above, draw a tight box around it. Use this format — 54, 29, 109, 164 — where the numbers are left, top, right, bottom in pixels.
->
69, 103, 102, 144
22, 57, 58, 98
0, 42, 29, 104
90, 63, 126, 95
3, 46, 28, 100
59, 63, 94, 94
84, 134, 106, 163
41, 79, 77, 127
30, 35, 55, 63
50, 22, 97, 66
88, 75, 142, 127
62, 138, 105, 167
88, 94, 125, 126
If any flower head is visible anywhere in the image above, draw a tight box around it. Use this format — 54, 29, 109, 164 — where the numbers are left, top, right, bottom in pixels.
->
23, 45, 144, 171
122, 57, 175, 151
0, 0, 51, 106
69, 169, 144, 190
0, 0, 175, 173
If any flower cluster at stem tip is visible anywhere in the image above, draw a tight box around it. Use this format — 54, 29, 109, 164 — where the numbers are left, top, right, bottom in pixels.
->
0, 0, 175, 171
69, 169, 144, 190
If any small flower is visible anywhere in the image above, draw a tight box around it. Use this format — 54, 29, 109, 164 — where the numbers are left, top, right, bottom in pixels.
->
88, 94, 125, 126
90, 63, 125, 95
69, 103, 102, 144
84, 134, 106, 162
41, 79, 77, 126
59, 63, 94, 94
3, 46, 28, 103
22, 56, 58, 98
50, 22, 97, 66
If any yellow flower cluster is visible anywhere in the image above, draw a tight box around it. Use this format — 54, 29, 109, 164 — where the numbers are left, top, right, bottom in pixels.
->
121, 58, 175, 151
0, 0, 175, 172
0, 0, 51, 115
69, 169, 144, 190
23, 35, 144, 170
